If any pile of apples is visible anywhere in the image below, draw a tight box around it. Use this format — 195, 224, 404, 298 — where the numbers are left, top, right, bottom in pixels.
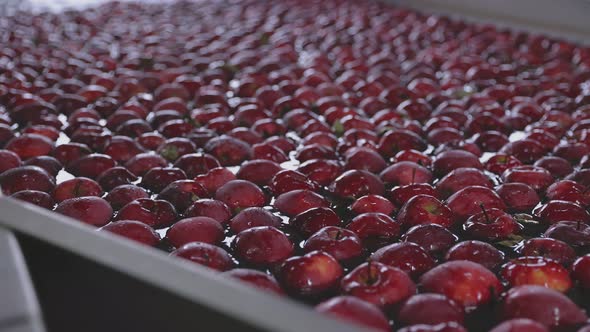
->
1, 0, 590, 330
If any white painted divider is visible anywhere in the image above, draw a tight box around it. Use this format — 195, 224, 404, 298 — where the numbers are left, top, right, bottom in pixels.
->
0, 228, 45, 332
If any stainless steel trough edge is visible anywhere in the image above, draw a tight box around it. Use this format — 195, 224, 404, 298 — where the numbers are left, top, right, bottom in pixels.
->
0, 197, 367, 332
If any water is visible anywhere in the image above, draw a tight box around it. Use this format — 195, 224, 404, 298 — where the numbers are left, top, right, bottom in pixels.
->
23, 0, 176, 13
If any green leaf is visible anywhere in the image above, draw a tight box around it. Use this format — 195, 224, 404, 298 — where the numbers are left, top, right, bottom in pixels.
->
160, 146, 179, 161
333, 120, 344, 137
513, 213, 539, 225
495, 233, 526, 249
259, 33, 270, 45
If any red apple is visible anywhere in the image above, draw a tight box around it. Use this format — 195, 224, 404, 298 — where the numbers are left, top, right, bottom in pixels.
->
517, 238, 576, 267
344, 147, 387, 173
297, 159, 342, 186
269, 169, 319, 195
446, 186, 506, 222
545, 180, 590, 207
23, 156, 62, 176
445, 240, 505, 271
315, 296, 390, 332
419, 260, 502, 309
104, 184, 149, 210
346, 212, 400, 250
55, 196, 113, 227
378, 129, 427, 158
222, 269, 284, 296
0, 166, 55, 195
389, 183, 438, 207
157, 180, 209, 213
67, 153, 116, 179
11, 190, 55, 209
165, 217, 224, 247
52, 177, 103, 203
488, 319, 548, 332
501, 256, 572, 292
495, 183, 540, 213
303, 226, 363, 264
572, 255, 590, 289
229, 207, 282, 233
463, 206, 522, 241
340, 261, 416, 309
273, 189, 330, 217
500, 285, 587, 330
398, 293, 465, 326
484, 154, 523, 175
396, 322, 467, 332
204, 135, 252, 166
236, 159, 282, 186
330, 169, 385, 200
290, 207, 341, 237
232, 226, 294, 267
96, 166, 138, 191
435, 168, 493, 199
397, 194, 454, 229
141, 167, 187, 193
171, 242, 234, 271
499, 139, 545, 164
184, 199, 232, 224
403, 224, 459, 257
125, 152, 168, 176
278, 251, 343, 297
432, 150, 482, 176
5, 133, 54, 160
115, 198, 178, 228
534, 156, 573, 179
100, 220, 160, 246
380, 161, 433, 186
0, 149, 21, 174
370, 242, 435, 279
350, 194, 396, 215
215, 179, 266, 212
533, 200, 590, 225
501, 166, 554, 193
544, 221, 590, 248
174, 153, 221, 178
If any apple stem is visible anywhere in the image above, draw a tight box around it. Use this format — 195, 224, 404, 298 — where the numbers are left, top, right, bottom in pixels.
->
479, 203, 490, 223
367, 260, 376, 285
73, 179, 83, 197
335, 229, 342, 240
